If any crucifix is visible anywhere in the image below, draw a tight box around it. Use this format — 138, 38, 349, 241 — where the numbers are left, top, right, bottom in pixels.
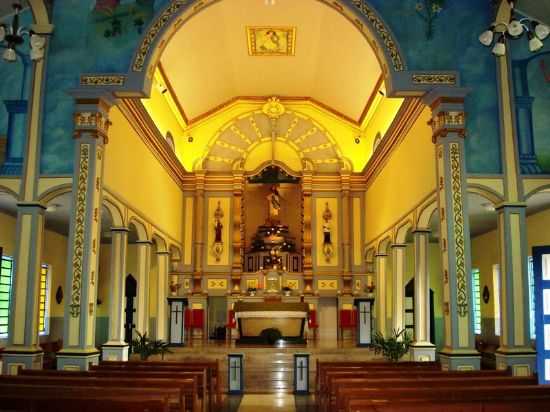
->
171, 304, 182, 325
360, 304, 369, 326
297, 359, 306, 381
230, 359, 240, 381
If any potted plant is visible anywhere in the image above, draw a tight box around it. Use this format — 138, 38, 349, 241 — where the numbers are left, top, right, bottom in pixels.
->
371, 328, 412, 362
282, 286, 292, 297
247, 287, 257, 296
131, 331, 172, 360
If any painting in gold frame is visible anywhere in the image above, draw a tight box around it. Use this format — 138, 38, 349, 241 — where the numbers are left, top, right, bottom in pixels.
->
247, 26, 296, 56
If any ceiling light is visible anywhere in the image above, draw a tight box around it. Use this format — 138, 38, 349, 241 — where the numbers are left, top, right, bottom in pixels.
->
492, 35, 506, 56
482, 202, 496, 212
507, 19, 524, 37
46, 203, 61, 213
528, 31, 544, 52
479, 29, 494, 46
534, 22, 550, 40
0, 2, 48, 63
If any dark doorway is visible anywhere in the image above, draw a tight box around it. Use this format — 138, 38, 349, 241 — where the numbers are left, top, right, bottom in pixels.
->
124, 274, 137, 344
404, 278, 435, 343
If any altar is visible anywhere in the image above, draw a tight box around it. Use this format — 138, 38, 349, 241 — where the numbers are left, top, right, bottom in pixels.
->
234, 301, 309, 344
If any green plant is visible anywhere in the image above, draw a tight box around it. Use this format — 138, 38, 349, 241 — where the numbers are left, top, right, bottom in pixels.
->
260, 328, 282, 345
371, 328, 412, 362
131, 331, 172, 360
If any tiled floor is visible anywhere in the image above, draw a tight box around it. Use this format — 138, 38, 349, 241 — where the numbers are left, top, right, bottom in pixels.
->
237, 394, 296, 411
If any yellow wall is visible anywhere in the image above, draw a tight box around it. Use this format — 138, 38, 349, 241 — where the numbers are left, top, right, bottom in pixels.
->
0, 211, 68, 326
365, 106, 435, 244
104, 106, 184, 243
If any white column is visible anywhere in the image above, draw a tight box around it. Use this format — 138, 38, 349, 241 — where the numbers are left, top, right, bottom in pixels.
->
375, 253, 388, 336
391, 244, 406, 334
410, 229, 436, 361
102, 227, 129, 361
135, 240, 152, 336
155, 252, 170, 341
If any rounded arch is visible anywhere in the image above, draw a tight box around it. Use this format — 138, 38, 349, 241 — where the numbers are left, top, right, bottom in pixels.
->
364, 247, 376, 263
152, 233, 168, 253
38, 183, 72, 204
102, 199, 125, 228
0, 184, 19, 201
394, 220, 413, 244
124, 0, 406, 98
169, 244, 182, 262
417, 199, 438, 229
467, 185, 503, 206
377, 236, 392, 255
524, 183, 550, 201
128, 217, 149, 241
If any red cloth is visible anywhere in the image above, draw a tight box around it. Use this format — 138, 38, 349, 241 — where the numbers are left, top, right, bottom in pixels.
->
192, 309, 204, 329
339, 309, 357, 329
308, 310, 319, 329
184, 308, 193, 330
225, 310, 237, 329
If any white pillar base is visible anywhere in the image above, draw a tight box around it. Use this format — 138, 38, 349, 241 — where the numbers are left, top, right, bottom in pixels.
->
2, 351, 43, 375
409, 342, 436, 362
101, 343, 129, 362
56, 351, 100, 371
495, 351, 536, 376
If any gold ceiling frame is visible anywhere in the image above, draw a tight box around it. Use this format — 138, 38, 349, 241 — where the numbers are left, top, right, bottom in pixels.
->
246, 26, 297, 57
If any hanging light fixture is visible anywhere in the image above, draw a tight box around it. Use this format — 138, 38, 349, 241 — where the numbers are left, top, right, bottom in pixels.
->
478, 1, 549, 56
0, 1, 47, 63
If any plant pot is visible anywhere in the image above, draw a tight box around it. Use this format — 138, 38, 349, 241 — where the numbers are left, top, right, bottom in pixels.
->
283, 291, 291, 297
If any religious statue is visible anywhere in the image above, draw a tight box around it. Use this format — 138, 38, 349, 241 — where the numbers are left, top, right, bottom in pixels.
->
322, 202, 334, 263
211, 201, 224, 262
266, 184, 282, 224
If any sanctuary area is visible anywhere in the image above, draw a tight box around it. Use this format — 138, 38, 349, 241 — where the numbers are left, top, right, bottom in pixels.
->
1, 0, 550, 410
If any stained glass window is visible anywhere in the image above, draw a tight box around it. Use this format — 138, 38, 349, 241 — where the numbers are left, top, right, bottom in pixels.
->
0, 256, 13, 337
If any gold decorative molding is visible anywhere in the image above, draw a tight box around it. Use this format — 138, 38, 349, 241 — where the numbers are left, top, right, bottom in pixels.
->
449, 142, 468, 318
247, 26, 296, 56
207, 279, 228, 289
262, 97, 286, 119
70, 144, 90, 318
318, 279, 338, 290
74, 111, 112, 142
429, 110, 466, 142
80, 75, 126, 86
412, 74, 457, 85
349, 0, 404, 71
133, 1, 189, 72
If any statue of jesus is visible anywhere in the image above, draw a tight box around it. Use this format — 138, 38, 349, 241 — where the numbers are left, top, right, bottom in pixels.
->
266, 184, 282, 223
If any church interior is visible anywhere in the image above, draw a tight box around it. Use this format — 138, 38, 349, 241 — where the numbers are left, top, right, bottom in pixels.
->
1, 0, 550, 410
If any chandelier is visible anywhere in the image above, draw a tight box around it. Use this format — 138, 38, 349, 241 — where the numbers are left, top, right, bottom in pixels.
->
0, 2, 46, 63
478, 1, 549, 56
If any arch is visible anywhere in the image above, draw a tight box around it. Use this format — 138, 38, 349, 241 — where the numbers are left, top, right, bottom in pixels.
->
467, 185, 503, 206
0, 184, 19, 201
524, 183, 550, 201
169, 244, 182, 262
364, 247, 376, 263
37, 183, 72, 204
128, 217, 149, 241
394, 220, 413, 244
417, 199, 438, 229
122, 0, 406, 99
152, 233, 168, 253
102, 198, 125, 228
28, 0, 52, 27
377, 236, 392, 255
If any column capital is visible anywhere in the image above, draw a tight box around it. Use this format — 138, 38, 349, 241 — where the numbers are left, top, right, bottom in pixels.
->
16, 202, 47, 211
156, 251, 171, 256
135, 240, 154, 245
391, 243, 407, 249
423, 87, 470, 110
374, 253, 388, 258
495, 202, 527, 211
70, 91, 116, 144
110, 226, 130, 233
412, 228, 431, 234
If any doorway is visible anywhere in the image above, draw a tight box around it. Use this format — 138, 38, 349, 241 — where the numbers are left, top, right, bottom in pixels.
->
318, 297, 338, 342
124, 274, 137, 344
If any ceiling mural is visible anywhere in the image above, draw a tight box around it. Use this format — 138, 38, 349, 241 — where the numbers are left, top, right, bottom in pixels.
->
246, 27, 296, 56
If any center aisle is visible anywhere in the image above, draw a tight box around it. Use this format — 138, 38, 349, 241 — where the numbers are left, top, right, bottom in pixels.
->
237, 394, 296, 411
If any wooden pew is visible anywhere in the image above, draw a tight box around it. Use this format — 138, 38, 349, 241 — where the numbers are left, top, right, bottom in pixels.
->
346, 398, 550, 412
1, 374, 198, 412
316, 361, 440, 393
0, 384, 178, 412
329, 376, 536, 412
338, 385, 550, 412
319, 368, 508, 406
20, 369, 205, 412
94, 360, 220, 407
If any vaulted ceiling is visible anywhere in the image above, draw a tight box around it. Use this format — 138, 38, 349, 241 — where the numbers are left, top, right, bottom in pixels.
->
159, 0, 382, 124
